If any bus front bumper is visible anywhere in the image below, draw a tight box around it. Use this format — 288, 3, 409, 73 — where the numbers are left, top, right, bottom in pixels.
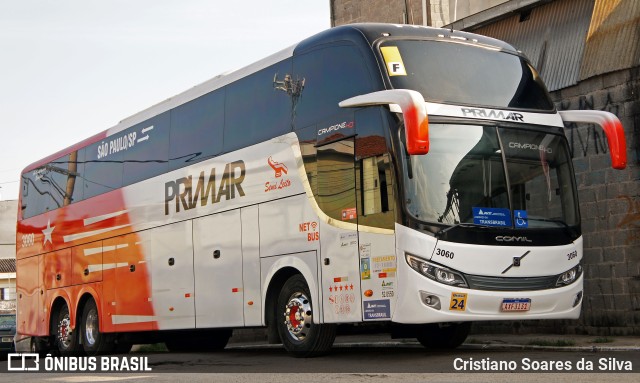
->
392, 265, 583, 324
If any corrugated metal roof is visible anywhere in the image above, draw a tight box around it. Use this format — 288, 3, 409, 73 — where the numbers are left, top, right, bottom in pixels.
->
580, 0, 640, 80
468, 0, 595, 91
0, 259, 16, 273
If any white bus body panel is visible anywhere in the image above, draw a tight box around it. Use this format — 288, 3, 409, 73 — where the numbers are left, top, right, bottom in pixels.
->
241, 206, 262, 327
393, 224, 583, 323
144, 221, 195, 330
358, 230, 397, 322
319, 220, 362, 323
193, 209, 244, 328
260, 251, 321, 324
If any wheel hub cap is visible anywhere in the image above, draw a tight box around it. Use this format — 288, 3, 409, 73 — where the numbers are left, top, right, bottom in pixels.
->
58, 315, 72, 348
284, 292, 312, 341
85, 309, 98, 346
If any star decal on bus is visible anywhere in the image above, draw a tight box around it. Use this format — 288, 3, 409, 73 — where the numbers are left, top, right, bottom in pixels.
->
42, 219, 55, 245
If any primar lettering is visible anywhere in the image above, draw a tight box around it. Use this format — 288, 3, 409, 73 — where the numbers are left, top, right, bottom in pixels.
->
461, 108, 524, 122
164, 160, 246, 215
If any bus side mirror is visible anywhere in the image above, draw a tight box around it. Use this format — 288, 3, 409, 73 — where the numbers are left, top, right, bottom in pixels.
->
339, 89, 429, 155
559, 110, 627, 170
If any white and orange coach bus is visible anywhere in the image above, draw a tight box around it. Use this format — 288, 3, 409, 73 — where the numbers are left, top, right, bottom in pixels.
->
15, 24, 626, 357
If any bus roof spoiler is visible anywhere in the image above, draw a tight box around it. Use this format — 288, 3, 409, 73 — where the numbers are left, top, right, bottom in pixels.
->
339, 89, 429, 155
559, 110, 627, 170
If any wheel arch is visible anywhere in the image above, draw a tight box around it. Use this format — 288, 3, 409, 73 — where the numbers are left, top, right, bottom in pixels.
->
75, 287, 102, 332
262, 253, 322, 328
264, 267, 300, 327
49, 295, 71, 336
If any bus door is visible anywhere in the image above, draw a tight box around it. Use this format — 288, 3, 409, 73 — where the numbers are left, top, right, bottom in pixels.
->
316, 134, 362, 323
354, 108, 397, 322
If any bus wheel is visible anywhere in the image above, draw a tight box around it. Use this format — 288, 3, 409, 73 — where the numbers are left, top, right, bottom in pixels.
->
53, 305, 82, 355
80, 299, 115, 355
415, 322, 471, 349
276, 274, 336, 357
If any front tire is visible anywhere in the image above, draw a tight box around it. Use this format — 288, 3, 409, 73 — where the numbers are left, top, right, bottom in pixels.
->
416, 322, 471, 349
276, 274, 336, 357
80, 299, 115, 355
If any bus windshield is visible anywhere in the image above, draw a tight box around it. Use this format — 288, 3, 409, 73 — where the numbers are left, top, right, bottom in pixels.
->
403, 124, 579, 229
381, 40, 554, 111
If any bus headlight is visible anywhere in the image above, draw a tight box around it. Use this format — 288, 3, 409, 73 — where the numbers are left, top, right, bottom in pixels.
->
556, 263, 582, 287
406, 254, 468, 287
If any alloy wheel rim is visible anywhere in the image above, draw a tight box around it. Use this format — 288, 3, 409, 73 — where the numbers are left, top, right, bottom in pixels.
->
85, 309, 98, 346
58, 314, 72, 348
283, 292, 312, 341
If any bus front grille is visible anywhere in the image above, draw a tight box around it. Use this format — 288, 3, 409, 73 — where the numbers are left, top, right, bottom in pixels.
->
464, 274, 559, 291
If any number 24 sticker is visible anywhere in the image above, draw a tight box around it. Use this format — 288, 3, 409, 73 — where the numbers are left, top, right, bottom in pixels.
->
449, 292, 467, 311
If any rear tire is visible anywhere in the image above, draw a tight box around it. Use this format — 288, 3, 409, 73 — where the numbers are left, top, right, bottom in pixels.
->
276, 274, 336, 357
80, 299, 115, 355
52, 305, 82, 356
416, 322, 471, 349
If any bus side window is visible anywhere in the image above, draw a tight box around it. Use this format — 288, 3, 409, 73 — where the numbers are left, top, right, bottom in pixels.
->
296, 125, 318, 195
20, 172, 38, 218
356, 154, 395, 230
83, 140, 124, 200
316, 137, 357, 222
355, 108, 395, 230
169, 90, 224, 171
20, 149, 85, 218
224, 59, 292, 153
49, 151, 84, 207
292, 44, 375, 129
122, 112, 170, 186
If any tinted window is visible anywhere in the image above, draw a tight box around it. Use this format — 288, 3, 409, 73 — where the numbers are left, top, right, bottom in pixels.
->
122, 112, 170, 185
83, 138, 124, 199
293, 44, 375, 129
381, 40, 554, 110
21, 151, 84, 218
51, 150, 84, 206
354, 108, 395, 230
297, 125, 318, 195
21, 167, 50, 218
224, 60, 292, 152
169, 90, 224, 170
316, 138, 357, 222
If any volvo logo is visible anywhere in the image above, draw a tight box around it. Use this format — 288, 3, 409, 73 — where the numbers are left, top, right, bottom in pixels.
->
495, 235, 532, 243
501, 251, 530, 274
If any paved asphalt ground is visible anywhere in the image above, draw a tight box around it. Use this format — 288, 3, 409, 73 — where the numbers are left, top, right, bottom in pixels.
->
1, 332, 638, 382
226, 330, 640, 351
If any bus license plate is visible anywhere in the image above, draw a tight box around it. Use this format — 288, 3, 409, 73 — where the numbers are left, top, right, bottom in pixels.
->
1, 337, 12, 343
501, 298, 531, 312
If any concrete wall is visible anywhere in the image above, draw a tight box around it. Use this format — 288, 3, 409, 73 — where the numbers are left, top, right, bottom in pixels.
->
553, 68, 639, 335
0, 200, 17, 259
330, 0, 507, 27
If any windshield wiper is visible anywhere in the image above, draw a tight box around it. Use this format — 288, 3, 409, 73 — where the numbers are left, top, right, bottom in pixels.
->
525, 217, 571, 228
436, 222, 493, 237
